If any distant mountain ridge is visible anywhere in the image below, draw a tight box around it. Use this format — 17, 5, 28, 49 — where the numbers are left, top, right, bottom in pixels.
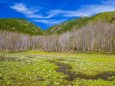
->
0, 11, 115, 35
0, 18, 43, 35
45, 11, 115, 34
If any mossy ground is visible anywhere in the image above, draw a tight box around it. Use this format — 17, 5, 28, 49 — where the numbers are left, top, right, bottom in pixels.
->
0, 51, 115, 86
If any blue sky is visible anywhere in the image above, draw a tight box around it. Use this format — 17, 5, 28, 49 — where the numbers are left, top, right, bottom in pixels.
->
0, 0, 115, 30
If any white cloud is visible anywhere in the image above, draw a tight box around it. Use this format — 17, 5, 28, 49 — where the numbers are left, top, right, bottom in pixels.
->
10, 3, 58, 19
51, 1, 115, 17
10, 3, 65, 25
34, 19, 65, 25
10, 3, 42, 18
10, 1, 115, 25
10, 1, 115, 19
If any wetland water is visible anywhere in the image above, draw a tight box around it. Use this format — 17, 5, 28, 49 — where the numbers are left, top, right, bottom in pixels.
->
49, 60, 115, 81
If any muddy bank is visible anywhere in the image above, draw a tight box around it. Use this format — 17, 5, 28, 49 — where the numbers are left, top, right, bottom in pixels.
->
49, 60, 115, 81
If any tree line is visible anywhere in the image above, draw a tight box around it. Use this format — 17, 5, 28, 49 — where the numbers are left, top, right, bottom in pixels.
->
0, 21, 115, 53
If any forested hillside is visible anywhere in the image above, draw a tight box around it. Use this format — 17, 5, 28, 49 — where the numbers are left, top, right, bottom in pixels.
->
0, 20, 115, 53
0, 18, 43, 35
45, 11, 115, 34
0, 12, 115, 53
1, 11, 115, 35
